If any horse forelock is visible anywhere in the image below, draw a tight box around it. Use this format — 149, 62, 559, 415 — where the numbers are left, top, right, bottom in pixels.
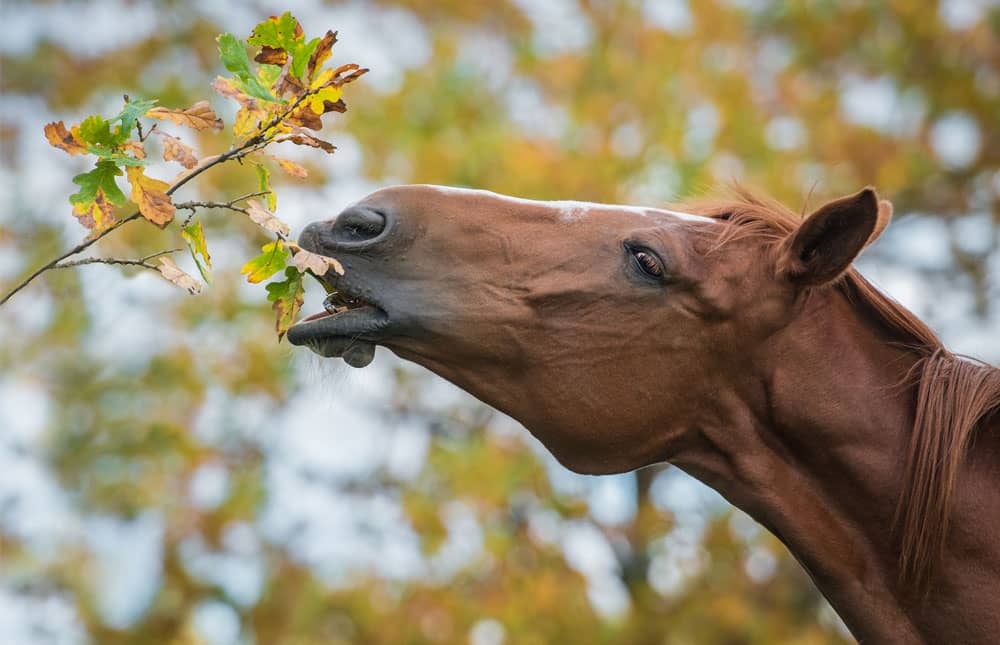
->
678, 188, 1000, 595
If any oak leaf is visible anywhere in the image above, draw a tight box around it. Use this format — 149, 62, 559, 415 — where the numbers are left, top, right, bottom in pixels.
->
269, 156, 308, 178
266, 266, 305, 340
291, 246, 344, 276
126, 166, 175, 227
121, 140, 146, 159
154, 131, 197, 169
182, 220, 211, 282
44, 121, 88, 155
71, 189, 116, 231
241, 241, 289, 284
157, 256, 202, 294
306, 30, 337, 81
245, 200, 290, 237
210, 77, 260, 110
276, 129, 336, 153
146, 100, 224, 131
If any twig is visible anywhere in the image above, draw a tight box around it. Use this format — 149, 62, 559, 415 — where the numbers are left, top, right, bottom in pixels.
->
52, 248, 181, 272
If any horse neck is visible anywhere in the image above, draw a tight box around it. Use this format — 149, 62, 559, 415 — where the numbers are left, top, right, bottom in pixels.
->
673, 289, 933, 643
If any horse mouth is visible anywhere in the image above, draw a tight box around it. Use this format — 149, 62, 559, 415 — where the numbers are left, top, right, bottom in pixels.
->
286, 289, 390, 368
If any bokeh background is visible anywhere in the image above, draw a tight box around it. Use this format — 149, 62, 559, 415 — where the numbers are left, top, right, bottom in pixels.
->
1, 1, 998, 643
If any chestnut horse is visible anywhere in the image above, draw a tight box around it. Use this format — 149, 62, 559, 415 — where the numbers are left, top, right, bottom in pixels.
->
289, 185, 1000, 644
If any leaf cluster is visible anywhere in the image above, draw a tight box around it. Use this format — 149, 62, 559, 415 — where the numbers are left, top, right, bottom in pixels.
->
35, 12, 368, 339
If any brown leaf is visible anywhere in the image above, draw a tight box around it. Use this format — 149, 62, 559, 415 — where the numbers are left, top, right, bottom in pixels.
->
292, 246, 344, 276
146, 100, 224, 131
210, 77, 259, 110
306, 30, 337, 81
126, 166, 175, 227
277, 129, 336, 153
154, 131, 197, 169
285, 105, 324, 131
44, 121, 88, 155
254, 45, 287, 65
325, 64, 369, 88
245, 200, 290, 237
72, 189, 115, 231
269, 155, 308, 179
157, 256, 202, 294
121, 140, 146, 159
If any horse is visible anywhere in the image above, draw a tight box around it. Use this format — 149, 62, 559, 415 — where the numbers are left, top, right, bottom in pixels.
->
288, 184, 1000, 644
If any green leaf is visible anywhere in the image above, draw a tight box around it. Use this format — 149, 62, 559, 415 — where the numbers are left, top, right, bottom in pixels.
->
217, 33, 281, 103
255, 164, 276, 211
69, 160, 127, 207
218, 32, 253, 77
84, 147, 148, 166
265, 266, 305, 340
241, 240, 288, 284
247, 12, 300, 48
113, 97, 157, 142
246, 13, 317, 82
292, 37, 320, 80
182, 220, 212, 283
77, 115, 116, 147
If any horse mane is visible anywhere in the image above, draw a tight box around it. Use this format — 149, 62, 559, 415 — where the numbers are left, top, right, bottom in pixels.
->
679, 187, 1000, 593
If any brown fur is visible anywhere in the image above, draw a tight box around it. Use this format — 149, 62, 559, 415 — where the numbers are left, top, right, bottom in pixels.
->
688, 189, 1000, 594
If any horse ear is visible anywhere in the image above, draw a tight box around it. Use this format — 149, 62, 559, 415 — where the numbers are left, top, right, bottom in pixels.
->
777, 187, 881, 287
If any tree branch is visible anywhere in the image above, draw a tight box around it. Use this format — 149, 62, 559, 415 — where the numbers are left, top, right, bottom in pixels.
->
1, 83, 323, 307
52, 249, 181, 272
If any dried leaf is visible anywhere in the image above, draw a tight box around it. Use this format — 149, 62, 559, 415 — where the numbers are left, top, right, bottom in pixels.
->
285, 105, 324, 131
245, 200, 290, 237
277, 129, 336, 153
210, 77, 259, 110
241, 241, 289, 284
254, 45, 287, 66
126, 166, 175, 227
292, 246, 344, 276
154, 131, 197, 169
121, 140, 146, 159
306, 30, 337, 81
44, 121, 89, 156
146, 100, 224, 131
266, 266, 305, 340
71, 189, 116, 231
157, 256, 202, 294
269, 156, 308, 179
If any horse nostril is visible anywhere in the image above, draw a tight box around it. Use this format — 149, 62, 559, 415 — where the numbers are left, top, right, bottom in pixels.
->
331, 206, 387, 243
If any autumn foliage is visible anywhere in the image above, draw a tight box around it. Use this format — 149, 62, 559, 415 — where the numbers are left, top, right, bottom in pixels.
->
27, 12, 367, 339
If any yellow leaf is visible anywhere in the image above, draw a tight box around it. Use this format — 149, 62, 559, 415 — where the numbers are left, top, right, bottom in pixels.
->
291, 246, 344, 276
245, 200, 290, 237
156, 256, 202, 294
71, 189, 115, 231
126, 166, 175, 227
44, 121, 88, 155
269, 156, 308, 179
146, 100, 223, 131
306, 86, 343, 114
154, 131, 197, 169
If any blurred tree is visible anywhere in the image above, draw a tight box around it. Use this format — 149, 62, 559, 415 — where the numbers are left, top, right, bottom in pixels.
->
1, 1, 997, 644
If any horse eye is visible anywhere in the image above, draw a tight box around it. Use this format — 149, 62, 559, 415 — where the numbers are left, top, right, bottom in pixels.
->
632, 249, 663, 278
